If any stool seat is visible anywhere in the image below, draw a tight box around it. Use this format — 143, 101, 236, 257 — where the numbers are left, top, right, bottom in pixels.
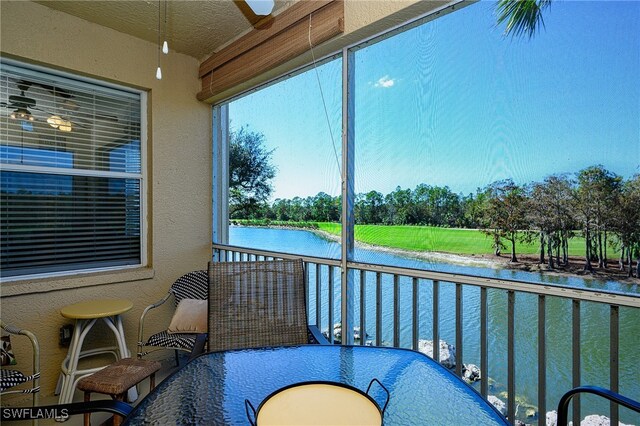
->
78, 358, 160, 395
77, 358, 160, 426
61, 299, 133, 320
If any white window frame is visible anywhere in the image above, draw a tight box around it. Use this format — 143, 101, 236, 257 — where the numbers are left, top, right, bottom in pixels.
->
0, 58, 148, 282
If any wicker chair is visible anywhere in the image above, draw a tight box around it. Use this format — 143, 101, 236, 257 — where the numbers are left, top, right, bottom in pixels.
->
137, 270, 208, 362
0, 321, 39, 408
204, 259, 327, 353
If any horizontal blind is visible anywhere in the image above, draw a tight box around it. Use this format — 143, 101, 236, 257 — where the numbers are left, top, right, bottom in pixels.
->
0, 61, 142, 278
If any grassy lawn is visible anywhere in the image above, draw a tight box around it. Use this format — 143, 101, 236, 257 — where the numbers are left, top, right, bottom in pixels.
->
317, 223, 591, 257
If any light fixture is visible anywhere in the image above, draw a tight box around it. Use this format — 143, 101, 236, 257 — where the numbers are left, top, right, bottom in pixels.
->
47, 115, 63, 128
245, 0, 274, 16
156, 0, 162, 80
162, 0, 169, 54
10, 108, 35, 122
58, 120, 72, 132
47, 115, 73, 132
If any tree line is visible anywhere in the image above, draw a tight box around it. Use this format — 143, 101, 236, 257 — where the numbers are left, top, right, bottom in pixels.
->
229, 129, 639, 277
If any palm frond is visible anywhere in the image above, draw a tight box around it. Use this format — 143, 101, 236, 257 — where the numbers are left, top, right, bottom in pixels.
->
496, 0, 552, 38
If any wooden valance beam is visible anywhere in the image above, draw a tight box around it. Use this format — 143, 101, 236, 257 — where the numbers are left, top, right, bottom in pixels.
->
197, 0, 344, 102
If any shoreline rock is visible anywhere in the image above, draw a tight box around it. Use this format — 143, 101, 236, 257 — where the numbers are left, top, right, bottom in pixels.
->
417, 339, 456, 369
462, 363, 481, 384
545, 410, 634, 426
489, 395, 507, 416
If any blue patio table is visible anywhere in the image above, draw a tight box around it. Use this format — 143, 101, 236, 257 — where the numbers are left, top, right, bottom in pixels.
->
123, 345, 508, 425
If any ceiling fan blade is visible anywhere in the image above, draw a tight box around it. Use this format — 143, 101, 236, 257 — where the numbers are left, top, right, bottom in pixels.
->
233, 0, 274, 29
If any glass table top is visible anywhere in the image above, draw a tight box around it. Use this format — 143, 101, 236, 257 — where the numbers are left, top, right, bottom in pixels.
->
124, 345, 508, 425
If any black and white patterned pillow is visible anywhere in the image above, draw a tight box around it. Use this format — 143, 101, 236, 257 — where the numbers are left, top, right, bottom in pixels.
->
1, 335, 17, 366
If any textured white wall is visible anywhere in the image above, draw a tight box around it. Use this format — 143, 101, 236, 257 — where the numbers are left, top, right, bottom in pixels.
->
0, 0, 211, 398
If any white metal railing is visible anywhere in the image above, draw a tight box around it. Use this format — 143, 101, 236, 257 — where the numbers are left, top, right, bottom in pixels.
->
212, 243, 640, 425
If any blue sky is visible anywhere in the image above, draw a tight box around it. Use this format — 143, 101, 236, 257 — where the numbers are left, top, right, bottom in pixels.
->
229, 1, 640, 200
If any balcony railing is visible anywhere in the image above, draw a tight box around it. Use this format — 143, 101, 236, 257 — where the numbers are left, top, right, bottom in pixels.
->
212, 243, 640, 426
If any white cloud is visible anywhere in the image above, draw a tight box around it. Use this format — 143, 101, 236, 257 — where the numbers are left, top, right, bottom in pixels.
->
374, 75, 396, 88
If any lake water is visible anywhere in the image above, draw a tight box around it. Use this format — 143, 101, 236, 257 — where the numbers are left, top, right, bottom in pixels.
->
230, 226, 640, 424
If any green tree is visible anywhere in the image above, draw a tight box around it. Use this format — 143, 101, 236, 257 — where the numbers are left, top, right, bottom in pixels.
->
310, 192, 340, 222
526, 175, 575, 268
229, 127, 276, 219
611, 175, 640, 277
574, 165, 621, 271
413, 184, 462, 227
272, 198, 291, 221
481, 180, 528, 262
496, 0, 552, 38
460, 189, 489, 229
385, 186, 414, 225
355, 191, 386, 224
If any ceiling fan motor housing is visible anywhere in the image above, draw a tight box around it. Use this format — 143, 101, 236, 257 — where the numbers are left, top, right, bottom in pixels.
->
9, 92, 36, 108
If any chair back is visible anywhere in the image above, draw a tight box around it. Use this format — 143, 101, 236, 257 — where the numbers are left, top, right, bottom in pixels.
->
170, 270, 208, 307
207, 259, 308, 352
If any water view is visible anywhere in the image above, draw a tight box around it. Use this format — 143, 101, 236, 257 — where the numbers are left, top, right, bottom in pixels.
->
231, 226, 640, 424
223, 1, 640, 423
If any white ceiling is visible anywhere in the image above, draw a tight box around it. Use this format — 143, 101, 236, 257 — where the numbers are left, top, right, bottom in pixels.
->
33, 0, 292, 60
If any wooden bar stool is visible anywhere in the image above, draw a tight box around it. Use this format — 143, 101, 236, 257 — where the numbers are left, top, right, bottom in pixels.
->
77, 358, 160, 426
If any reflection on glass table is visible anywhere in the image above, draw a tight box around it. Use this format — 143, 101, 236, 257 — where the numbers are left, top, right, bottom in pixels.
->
124, 345, 508, 425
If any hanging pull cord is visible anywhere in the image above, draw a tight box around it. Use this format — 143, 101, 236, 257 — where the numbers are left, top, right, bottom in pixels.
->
308, 13, 342, 176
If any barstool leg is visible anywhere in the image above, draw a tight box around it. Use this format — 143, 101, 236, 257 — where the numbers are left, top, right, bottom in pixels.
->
59, 319, 96, 404
150, 372, 156, 391
113, 394, 124, 426
83, 392, 91, 426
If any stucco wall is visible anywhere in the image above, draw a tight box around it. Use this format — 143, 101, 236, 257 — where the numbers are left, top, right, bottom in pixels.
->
0, 0, 211, 398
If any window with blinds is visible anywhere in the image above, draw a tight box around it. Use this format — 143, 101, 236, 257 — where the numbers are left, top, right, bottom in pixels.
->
0, 61, 144, 279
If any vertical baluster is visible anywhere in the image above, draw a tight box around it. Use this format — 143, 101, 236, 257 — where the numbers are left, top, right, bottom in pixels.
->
412, 277, 419, 351
480, 287, 488, 398
316, 264, 321, 329
538, 295, 546, 426
360, 270, 366, 346
572, 299, 581, 425
393, 275, 400, 348
328, 265, 334, 344
305, 262, 310, 323
610, 305, 619, 426
507, 290, 515, 424
455, 283, 463, 377
376, 272, 382, 346
433, 280, 440, 363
